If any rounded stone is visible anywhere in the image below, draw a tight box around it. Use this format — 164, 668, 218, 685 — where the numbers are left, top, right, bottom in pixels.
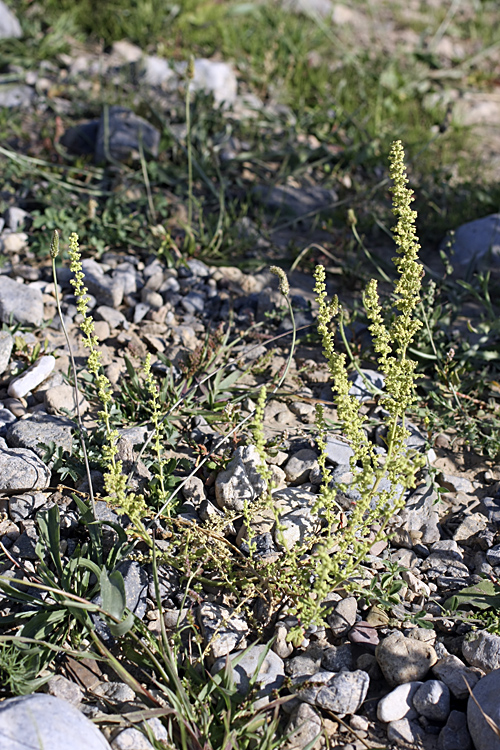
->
326, 596, 357, 637
376, 632, 437, 687
0, 693, 111, 750
413, 680, 451, 722
377, 682, 422, 722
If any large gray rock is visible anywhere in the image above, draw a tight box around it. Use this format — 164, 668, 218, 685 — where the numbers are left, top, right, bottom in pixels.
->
446, 214, 500, 275
0, 276, 43, 326
438, 710, 472, 750
95, 106, 160, 163
413, 680, 451, 722
6, 413, 74, 458
433, 655, 480, 700
0, 437, 51, 492
80, 259, 124, 308
0, 2, 22, 39
298, 669, 370, 717
0, 693, 111, 749
468, 670, 500, 750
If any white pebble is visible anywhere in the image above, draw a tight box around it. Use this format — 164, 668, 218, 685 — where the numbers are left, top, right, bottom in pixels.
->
8, 355, 56, 399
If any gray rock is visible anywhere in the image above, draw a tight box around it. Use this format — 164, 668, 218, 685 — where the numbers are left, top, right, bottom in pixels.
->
94, 682, 135, 707
463, 630, 500, 673
284, 449, 318, 484
387, 718, 426, 746
284, 702, 321, 750
0, 276, 43, 326
252, 184, 338, 218
468, 669, 500, 750
45, 674, 83, 707
197, 603, 249, 659
275, 507, 315, 549
286, 653, 322, 679
95, 106, 160, 163
300, 669, 370, 718
4, 207, 30, 231
326, 597, 357, 637
111, 728, 154, 750
376, 632, 437, 687
215, 445, 267, 511
6, 413, 74, 458
10, 525, 39, 560
486, 545, 500, 566
438, 710, 472, 750
397, 484, 440, 544
117, 560, 148, 620
283, 0, 334, 18
349, 368, 385, 401
9, 492, 48, 522
95, 305, 127, 329
0, 85, 33, 108
321, 644, 354, 672
61, 120, 99, 156
0, 331, 13, 374
211, 645, 284, 707
413, 680, 451, 722
144, 57, 237, 107
181, 476, 206, 505
0, 693, 111, 749
446, 213, 500, 275
432, 655, 480, 700
0, 1, 22, 38
325, 435, 354, 466
377, 682, 422, 722
0, 437, 51, 492
44, 384, 89, 417
81, 259, 124, 308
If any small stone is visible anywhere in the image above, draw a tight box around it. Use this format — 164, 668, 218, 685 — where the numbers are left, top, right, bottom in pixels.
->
413, 680, 451, 722
348, 621, 379, 649
0, 331, 13, 374
273, 623, 294, 659
453, 514, 488, 541
300, 670, 370, 718
80, 259, 124, 308
94, 681, 136, 706
376, 632, 437, 687
286, 653, 322, 679
0, 276, 43, 326
0, 1, 22, 39
326, 596, 357, 637
284, 449, 318, 484
432, 655, 480, 699
325, 435, 354, 466
211, 645, 284, 707
438, 710, 472, 750
486, 545, 500, 567
387, 718, 426, 746
93, 321, 110, 341
8, 355, 55, 399
9, 492, 48, 521
197, 603, 249, 659
215, 445, 267, 511
10, 525, 39, 559
0, 437, 51, 492
322, 644, 354, 672
284, 702, 321, 750
462, 630, 500, 672
95, 106, 160, 163
44, 384, 89, 417
377, 682, 422, 722
45, 675, 83, 707
467, 669, 500, 750
95, 305, 127, 329
6, 413, 74, 458
0, 693, 111, 750
111, 728, 154, 750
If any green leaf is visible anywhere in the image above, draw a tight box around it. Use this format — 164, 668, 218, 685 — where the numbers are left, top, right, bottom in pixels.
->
36, 506, 62, 577
100, 569, 126, 622
445, 579, 500, 612
109, 612, 135, 637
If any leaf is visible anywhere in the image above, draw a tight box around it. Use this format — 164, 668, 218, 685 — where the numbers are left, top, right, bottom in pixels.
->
100, 568, 126, 622
36, 506, 62, 577
445, 579, 500, 612
109, 612, 135, 637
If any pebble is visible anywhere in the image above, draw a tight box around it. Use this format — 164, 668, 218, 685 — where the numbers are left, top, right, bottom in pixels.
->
412, 679, 451, 721
386, 718, 426, 746
45, 674, 84, 707
467, 669, 500, 750
197, 603, 249, 659
7, 355, 55, 398
326, 597, 357, 637
0, 437, 51, 492
211, 645, 285, 708
284, 702, 322, 750
44, 384, 89, 416
432, 655, 480, 699
300, 669, 370, 718
377, 682, 422, 722
0, 693, 111, 749
0, 331, 13, 374
284, 448, 318, 484
6, 413, 74, 458
215, 445, 267, 511
375, 632, 437, 686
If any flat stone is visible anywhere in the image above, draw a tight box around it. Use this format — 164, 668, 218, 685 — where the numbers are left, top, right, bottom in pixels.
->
252, 184, 338, 218
377, 682, 422, 722
45, 674, 83, 707
80, 259, 124, 308
0, 85, 33, 108
284, 449, 318, 484
10, 525, 39, 559
95, 305, 127, 328
0, 437, 51, 492
387, 718, 426, 746
376, 632, 437, 687
95, 106, 160, 163
284, 702, 321, 750
300, 669, 370, 718
9, 491, 48, 522
111, 728, 154, 750
446, 213, 500, 275
348, 369, 385, 401
321, 644, 354, 672
44, 384, 89, 417
348, 621, 379, 649
468, 669, 500, 750
413, 680, 451, 722
8, 355, 55, 399
0, 276, 43, 326
462, 630, 500, 673
0, 693, 111, 749
6, 413, 74, 458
